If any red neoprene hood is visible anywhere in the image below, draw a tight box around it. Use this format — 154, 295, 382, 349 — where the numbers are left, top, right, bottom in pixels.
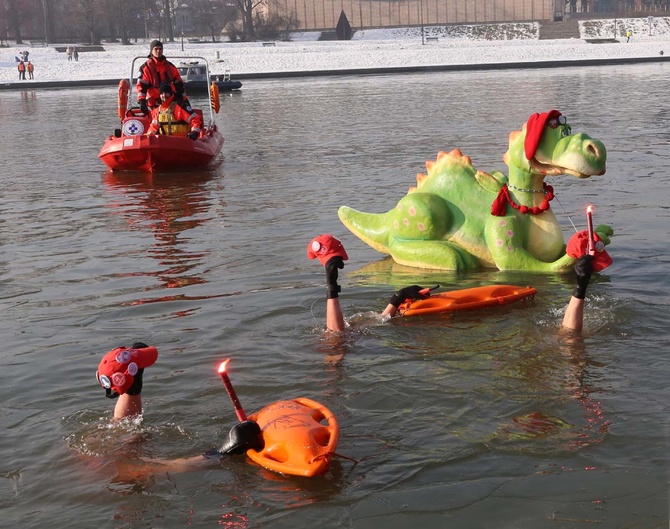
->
566, 230, 613, 272
96, 345, 158, 395
524, 110, 562, 160
307, 234, 349, 266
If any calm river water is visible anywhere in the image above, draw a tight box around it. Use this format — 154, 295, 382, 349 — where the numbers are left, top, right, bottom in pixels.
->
1, 63, 668, 528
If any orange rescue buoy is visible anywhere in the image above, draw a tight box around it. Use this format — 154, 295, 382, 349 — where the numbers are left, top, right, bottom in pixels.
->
117, 79, 129, 120
210, 82, 220, 114
246, 398, 339, 477
399, 284, 537, 317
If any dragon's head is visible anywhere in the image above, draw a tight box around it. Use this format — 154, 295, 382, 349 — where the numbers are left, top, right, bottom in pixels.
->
504, 111, 607, 178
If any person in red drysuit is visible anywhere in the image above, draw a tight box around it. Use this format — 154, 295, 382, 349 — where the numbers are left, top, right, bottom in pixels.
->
136, 40, 186, 115
147, 83, 202, 139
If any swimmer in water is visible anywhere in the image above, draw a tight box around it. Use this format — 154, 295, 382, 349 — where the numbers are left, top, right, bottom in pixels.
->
307, 234, 595, 333
95, 344, 263, 468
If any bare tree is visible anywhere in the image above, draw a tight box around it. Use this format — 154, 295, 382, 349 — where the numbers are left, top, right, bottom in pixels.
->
264, 0, 299, 40
2, 0, 37, 44
190, 0, 238, 41
73, 0, 105, 44
41, 0, 55, 43
237, 0, 266, 40
255, 11, 298, 40
102, 0, 141, 44
162, 0, 174, 41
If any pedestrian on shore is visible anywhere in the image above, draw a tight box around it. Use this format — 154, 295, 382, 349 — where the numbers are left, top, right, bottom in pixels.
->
27, 61, 34, 79
18, 60, 26, 80
73, 48, 79, 61
626, 30, 632, 43
66, 46, 73, 61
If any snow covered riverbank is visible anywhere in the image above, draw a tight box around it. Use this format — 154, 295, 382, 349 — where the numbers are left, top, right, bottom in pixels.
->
2, 17, 669, 85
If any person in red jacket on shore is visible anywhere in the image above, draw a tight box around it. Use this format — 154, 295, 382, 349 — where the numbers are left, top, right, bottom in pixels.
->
136, 40, 187, 115
147, 83, 202, 139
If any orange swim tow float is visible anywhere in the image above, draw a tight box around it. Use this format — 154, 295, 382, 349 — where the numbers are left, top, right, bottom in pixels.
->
246, 398, 339, 477
398, 284, 537, 317
217, 360, 339, 477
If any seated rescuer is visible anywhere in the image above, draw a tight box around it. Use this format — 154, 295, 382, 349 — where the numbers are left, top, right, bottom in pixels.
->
307, 234, 594, 333
95, 343, 263, 461
147, 83, 203, 140
137, 40, 186, 115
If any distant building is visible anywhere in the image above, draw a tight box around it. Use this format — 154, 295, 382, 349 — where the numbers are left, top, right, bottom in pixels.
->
267, 0, 558, 32
266, 0, 667, 32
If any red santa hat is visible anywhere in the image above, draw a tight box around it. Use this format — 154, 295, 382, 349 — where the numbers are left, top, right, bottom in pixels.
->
307, 234, 349, 266
524, 110, 563, 161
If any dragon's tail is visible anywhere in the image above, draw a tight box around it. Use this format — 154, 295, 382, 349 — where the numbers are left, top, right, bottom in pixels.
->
338, 206, 393, 255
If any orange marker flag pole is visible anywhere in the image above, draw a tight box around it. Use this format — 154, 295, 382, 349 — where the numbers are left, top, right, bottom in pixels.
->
218, 359, 248, 422
586, 205, 596, 256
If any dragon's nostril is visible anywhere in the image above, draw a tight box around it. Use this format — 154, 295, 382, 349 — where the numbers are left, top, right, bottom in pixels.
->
586, 142, 598, 157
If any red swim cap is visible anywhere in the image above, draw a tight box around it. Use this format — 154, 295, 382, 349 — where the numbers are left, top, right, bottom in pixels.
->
96, 345, 158, 395
307, 234, 349, 266
566, 230, 613, 272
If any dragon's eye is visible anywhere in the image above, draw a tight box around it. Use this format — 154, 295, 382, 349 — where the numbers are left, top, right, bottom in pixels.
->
548, 115, 568, 129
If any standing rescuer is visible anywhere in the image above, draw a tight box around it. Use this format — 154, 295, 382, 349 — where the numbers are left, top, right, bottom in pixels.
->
136, 40, 186, 115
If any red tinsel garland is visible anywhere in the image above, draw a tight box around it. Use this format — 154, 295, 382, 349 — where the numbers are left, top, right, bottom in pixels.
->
491, 183, 554, 216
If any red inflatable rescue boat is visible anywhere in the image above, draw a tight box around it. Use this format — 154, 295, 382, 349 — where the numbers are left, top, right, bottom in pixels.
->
98, 56, 224, 173
246, 398, 339, 477
398, 284, 537, 317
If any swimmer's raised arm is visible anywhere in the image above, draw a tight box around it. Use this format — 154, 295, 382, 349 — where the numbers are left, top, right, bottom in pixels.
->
307, 234, 437, 329
95, 342, 158, 420
307, 234, 348, 332
562, 254, 593, 332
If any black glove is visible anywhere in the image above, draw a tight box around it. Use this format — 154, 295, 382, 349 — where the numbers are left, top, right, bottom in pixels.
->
218, 420, 264, 455
139, 99, 149, 115
389, 285, 429, 308
573, 255, 593, 299
126, 342, 148, 395
126, 368, 144, 395
187, 131, 199, 141
104, 342, 148, 398
325, 256, 344, 299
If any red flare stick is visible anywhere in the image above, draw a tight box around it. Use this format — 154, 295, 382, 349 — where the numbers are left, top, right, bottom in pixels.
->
586, 205, 596, 256
218, 359, 247, 422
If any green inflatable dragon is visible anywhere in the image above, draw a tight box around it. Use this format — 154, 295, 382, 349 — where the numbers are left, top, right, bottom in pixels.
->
339, 110, 612, 272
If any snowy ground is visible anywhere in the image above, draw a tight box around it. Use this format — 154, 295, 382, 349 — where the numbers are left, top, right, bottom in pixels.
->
2, 17, 669, 84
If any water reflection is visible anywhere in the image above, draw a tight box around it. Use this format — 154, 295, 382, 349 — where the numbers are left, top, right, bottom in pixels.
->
101, 171, 218, 314
20, 90, 38, 114
491, 329, 609, 454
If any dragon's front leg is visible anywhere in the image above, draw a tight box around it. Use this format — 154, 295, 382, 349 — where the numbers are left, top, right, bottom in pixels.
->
485, 216, 576, 272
